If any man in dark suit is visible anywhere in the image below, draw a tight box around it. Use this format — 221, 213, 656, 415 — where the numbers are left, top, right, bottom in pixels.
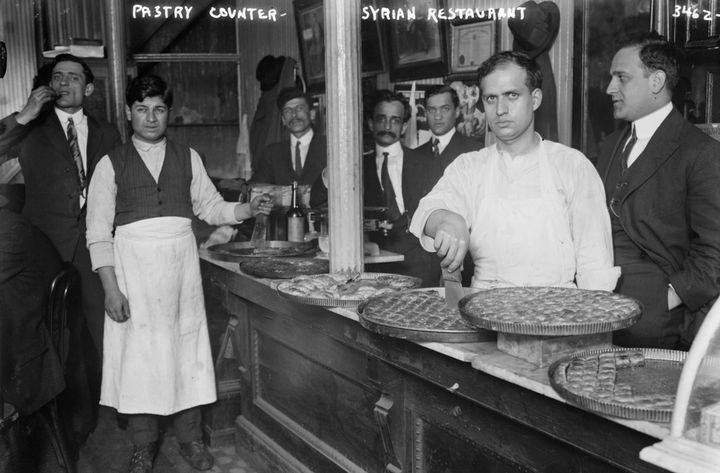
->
596, 32, 720, 349
0, 53, 121, 444
416, 84, 482, 170
253, 87, 326, 186
363, 90, 442, 286
415, 84, 482, 285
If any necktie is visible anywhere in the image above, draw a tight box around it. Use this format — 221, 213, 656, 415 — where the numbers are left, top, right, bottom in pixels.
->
66, 117, 87, 190
380, 152, 401, 221
294, 140, 302, 175
431, 138, 440, 158
620, 126, 637, 171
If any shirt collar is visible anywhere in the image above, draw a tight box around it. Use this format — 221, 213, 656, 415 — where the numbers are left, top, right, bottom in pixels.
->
433, 128, 456, 148
375, 141, 402, 158
632, 102, 673, 140
132, 135, 166, 152
55, 108, 85, 126
292, 128, 314, 147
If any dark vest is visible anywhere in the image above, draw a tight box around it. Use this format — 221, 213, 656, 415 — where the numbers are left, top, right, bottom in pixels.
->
109, 140, 194, 226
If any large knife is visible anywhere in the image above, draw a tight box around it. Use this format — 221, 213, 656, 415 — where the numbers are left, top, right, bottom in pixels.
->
441, 267, 464, 310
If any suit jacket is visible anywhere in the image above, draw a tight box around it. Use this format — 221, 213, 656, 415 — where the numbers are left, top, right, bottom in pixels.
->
596, 108, 720, 341
364, 146, 443, 286
415, 131, 482, 171
0, 209, 65, 415
0, 111, 121, 261
253, 132, 327, 186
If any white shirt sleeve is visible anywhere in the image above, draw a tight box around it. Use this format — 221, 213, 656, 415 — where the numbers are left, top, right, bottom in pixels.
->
189, 148, 241, 225
565, 152, 621, 291
409, 152, 479, 251
86, 155, 117, 270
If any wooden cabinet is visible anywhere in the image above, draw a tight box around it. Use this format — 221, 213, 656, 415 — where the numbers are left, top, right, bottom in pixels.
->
201, 259, 670, 473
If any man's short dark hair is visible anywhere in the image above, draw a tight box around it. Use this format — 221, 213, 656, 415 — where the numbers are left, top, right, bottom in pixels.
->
618, 31, 679, 93
477, 51, 542, 92
368, 89, 411, 123
425, 84, 460, 108
51, 53, 94, 84
126, 75, 173, 108
276, 87, 312, 110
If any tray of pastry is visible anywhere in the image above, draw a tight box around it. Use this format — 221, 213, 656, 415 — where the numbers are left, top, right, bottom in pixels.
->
275, 272, 421, 308
239, 257, 329, 279
205, 241, 318, 262
357, 288, 495, 343
549, 347, 686, 422
458, 286, 642, 336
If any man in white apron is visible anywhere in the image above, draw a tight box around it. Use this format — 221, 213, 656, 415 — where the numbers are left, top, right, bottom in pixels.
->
410, 51, 619, 291
86, 75, 273, 473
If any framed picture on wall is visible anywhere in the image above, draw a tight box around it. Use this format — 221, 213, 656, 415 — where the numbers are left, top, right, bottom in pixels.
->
387, 0, 448, 82
361, 0, 385, 76
447, 18, 497, 79
294, 0, 325, 89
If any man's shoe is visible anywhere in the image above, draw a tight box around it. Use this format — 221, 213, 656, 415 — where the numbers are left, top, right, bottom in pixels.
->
128, 441, 158, 473
178, 440, 214, 471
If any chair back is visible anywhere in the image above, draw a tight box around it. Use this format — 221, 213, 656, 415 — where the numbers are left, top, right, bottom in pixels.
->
46, 263, 80, 366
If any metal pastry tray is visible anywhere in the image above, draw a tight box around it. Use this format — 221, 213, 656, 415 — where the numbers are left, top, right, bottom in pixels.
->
239, 257, 329, 279
459, 287, 642, 336
357, 288, 495, 343
549, 347, 686, 423
205, 241, 317, 262
275, 272, 421, 309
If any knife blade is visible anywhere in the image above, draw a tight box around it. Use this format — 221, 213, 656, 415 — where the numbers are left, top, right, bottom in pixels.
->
441, 267, 464, 310
250, 214, 268, 251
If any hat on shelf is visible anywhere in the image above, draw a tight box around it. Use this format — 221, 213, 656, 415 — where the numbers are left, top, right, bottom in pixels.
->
508, 1, 560, 58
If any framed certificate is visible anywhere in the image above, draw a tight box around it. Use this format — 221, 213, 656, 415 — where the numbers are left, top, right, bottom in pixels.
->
448, 19, 497, 76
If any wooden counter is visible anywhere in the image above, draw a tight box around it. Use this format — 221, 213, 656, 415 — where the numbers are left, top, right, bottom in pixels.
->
200, 253, 670, 473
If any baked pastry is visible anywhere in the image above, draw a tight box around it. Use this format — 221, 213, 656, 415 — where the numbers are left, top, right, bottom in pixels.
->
276, 273, 421, 303
240, 257, 328, 279
460, 286, 642, 335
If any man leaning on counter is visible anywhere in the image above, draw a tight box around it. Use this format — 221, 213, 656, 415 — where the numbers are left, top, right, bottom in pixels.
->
410, 51, 619, 291
597, 32, 720, 350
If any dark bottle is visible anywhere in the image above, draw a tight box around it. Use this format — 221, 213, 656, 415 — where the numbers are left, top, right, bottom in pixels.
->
286, 181, 305, 242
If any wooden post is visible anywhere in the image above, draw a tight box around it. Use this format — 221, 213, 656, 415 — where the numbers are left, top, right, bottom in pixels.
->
324, 0, 363, 272
105, 0, 128, 142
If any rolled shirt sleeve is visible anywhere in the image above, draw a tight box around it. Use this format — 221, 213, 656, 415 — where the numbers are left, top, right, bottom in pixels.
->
86, 155, 117, 270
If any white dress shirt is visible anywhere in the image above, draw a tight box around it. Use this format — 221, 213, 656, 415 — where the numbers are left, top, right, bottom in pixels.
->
626, 101, 673, 168
433, 127, 456, 155
290, 128, 314, 170
87, 136, 240, 270
374, 141, 405, 213
55, 108, 88, 206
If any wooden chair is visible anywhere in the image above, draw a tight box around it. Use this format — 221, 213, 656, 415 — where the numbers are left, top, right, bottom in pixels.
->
39, 262, 80, 473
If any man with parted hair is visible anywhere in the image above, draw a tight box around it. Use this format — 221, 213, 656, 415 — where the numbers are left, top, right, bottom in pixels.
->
596, 31, 720, 349
411, 51, 618, 291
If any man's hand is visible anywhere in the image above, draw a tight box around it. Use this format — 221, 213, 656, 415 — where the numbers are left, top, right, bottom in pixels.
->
105, 287, 130, 323
201, 225, 237, 249
15, 86, 56, 125
425, 210, 469, 272
250, 193, 274, 217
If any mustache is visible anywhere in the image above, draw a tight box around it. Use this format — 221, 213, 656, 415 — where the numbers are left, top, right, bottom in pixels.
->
377, 131, 398, 138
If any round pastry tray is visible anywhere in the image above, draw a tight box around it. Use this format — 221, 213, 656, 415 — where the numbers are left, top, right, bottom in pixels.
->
549, 347, 686, 423
458, 286, 642, 336
357, 288, 492, 343
239, 257, 329, 279
206, 241, 317, 262
275, 272, 421, 309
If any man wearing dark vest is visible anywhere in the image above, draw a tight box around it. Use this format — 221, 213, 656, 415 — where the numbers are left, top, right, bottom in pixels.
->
0, 53, 121, 447
252, 87, 326, 186
86, 75, 273, 473
596, 32, 720, 349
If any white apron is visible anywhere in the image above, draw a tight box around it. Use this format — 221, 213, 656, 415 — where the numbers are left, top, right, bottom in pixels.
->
469, 144, 576, 289
100, 216, 216, 415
